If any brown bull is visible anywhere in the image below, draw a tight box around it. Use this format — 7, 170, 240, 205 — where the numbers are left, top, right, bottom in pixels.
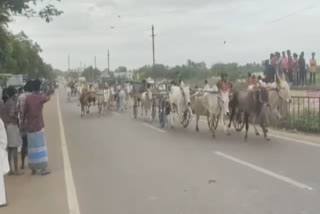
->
80, 92, 97, 116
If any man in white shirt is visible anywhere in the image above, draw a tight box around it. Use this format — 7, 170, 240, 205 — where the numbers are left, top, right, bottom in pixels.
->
16, 81, 33, 169
204, 80, 210, 90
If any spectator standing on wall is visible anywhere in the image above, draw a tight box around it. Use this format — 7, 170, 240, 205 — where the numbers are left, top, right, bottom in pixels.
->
292, 53, 299, 86
281, 51, 288, 80
287, 50, 293, 83
298, 52, 306, 86
309, 52, 317, 85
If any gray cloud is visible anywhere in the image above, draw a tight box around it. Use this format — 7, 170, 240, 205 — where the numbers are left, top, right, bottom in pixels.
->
8, 0, 320, 70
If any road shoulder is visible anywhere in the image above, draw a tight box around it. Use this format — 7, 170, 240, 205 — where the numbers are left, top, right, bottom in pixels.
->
2, 94, 69, 214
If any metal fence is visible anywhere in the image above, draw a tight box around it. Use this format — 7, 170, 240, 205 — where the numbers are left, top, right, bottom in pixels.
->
278, 96, 320, 131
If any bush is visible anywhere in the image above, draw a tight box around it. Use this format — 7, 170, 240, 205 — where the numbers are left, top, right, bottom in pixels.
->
289, 115, 320, 133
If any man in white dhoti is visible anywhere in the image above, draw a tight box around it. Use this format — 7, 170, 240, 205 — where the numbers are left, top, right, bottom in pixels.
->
0, 118, 9, 207
204, 80, 210, 90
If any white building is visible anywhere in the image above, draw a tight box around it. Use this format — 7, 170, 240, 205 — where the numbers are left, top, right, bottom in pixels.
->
112, 70, 133, 80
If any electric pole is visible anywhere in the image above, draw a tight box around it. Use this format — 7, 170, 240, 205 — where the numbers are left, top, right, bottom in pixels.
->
107, 49, 110, 72
93, 56, 97, 82
68, 54, 70, 72
152, 25, 156, 67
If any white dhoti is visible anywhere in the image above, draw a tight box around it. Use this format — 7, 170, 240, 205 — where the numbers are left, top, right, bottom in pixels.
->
0, 119, 9, 206
0, 172, 6, 206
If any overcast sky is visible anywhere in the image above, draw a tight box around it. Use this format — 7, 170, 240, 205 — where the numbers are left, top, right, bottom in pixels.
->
8, 0, 320, 71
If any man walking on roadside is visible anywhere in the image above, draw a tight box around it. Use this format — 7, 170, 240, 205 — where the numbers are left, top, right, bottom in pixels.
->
310, 52, 317, 85
23, 80, 51, 176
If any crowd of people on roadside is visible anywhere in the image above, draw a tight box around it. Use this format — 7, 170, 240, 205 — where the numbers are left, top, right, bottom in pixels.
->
0, 80, 52, 207
263, 51, 317, 86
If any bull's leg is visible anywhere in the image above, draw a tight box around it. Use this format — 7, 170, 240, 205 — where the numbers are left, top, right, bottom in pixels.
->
177, 105, 182, 124
149, 107, 153, 122
244, 112, 249, 141
260, 116, 270, 141
211, 115, 216, 137
81, 104, 84, 116
253, 115, 260, 136
273, 109, 282, 120
228, 106, 235, 128
119, 99, 122, 112
262, 124, 270, 141
221, 114, 230, 136
141, 103, 144, 117
196, 114, 200, 132
145, 105, 148, 121
170, 104, 174, 128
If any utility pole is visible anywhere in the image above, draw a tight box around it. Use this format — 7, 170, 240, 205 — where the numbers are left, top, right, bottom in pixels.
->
68, 54, 70, 72
107, 49, 110, 72
93, 56, 97, 82
152, 25, 156, 67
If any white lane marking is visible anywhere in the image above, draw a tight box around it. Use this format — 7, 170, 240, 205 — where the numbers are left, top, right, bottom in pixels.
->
57, 93, 81, 214
143, 123, 166, 133
269, 134, 320, 148
214, 151, 313, 191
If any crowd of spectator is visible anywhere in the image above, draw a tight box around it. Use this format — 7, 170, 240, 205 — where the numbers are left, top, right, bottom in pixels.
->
0, 80, 53, 207
263, 51, 317, 86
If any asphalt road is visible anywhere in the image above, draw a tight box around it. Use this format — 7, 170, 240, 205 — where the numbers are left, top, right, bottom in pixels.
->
60, 92, 320, 214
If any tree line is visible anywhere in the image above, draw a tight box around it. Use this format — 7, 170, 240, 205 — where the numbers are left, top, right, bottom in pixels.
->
0, 0, 62, 80
64, 60, 263, 88
133, 60, 262, 83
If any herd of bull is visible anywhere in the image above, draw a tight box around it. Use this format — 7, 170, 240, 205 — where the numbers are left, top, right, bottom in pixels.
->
69, 73, 291, 141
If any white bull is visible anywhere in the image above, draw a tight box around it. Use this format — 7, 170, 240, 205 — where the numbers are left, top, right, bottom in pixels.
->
169, 85, 192, 128
97, 88, 113, 115
118, 89, 126, 112
141, 89, 153, 121
194, 90, 230, 136
103, 88, 113, 109
125, 84, 133, 109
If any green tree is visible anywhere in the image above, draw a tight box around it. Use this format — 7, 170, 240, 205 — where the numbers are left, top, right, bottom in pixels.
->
0, 31, 56, 80
82, 66, 101, 82
0, 0, 63, 26
115, 66, 127, 73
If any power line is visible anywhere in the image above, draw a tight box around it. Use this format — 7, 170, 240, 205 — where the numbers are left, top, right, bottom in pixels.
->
268, 4, 316, 24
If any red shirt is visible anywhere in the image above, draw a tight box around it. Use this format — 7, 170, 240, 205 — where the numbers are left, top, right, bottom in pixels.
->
24, 93, 50, 133
281, 57, 288, 70
248, 77, 255, 86
271, 57, 277, 67
222, 81, 230, 92
287, 56, 293, 70
292, 59, 299, 73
